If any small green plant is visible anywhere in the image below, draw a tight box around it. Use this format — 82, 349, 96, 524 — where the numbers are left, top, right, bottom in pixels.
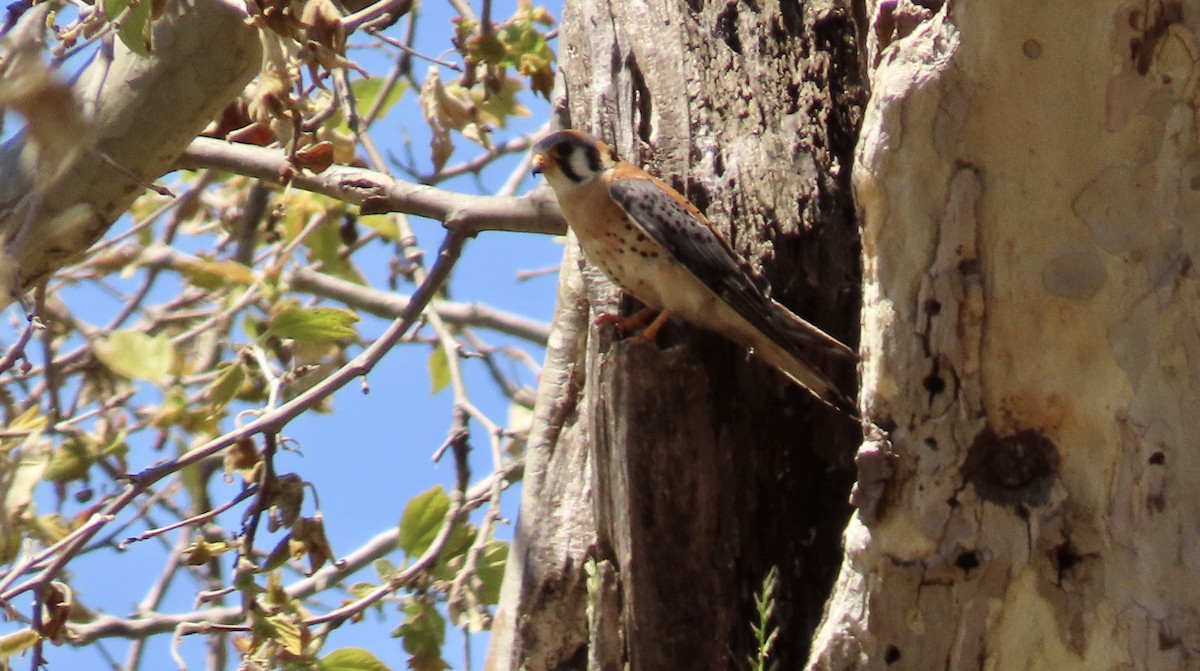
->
749, 566, 780, 671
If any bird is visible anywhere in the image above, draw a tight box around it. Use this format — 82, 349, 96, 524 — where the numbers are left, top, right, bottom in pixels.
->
531, 129, 858, 415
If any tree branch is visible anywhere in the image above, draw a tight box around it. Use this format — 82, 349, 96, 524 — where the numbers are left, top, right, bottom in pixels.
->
124, 244, 552, 344
178, 138, 566, 237
287, 266, 551, 344
0, 0, 260, 300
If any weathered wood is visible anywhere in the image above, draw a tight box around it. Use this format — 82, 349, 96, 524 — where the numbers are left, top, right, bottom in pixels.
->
811, 1, 1200, 669
487, 243, 595, 670
489, 0, 865, 668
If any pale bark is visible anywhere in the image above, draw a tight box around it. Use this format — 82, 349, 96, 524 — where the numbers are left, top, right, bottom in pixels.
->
0, 0, 260, 301
486, 242, 596, 670
810, 1, 1200, 669
489, 0, 864, 668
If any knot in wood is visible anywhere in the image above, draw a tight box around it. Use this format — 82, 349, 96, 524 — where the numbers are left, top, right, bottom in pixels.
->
962, 428, 1059, 507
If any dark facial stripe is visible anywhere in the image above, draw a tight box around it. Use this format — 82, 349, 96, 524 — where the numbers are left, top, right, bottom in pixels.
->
557, 139, 602, 183
583, 142, 602, 172
560, 154, 583, 183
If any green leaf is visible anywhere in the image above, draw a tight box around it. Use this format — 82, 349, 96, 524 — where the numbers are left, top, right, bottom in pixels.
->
374, 558, 398, 581
267, 305, 359, 343
348, 581, 377, 601
320, 647, 393, 671
262, 534, 295, 573
471, 76, 530, 128
44, 439, 93, 483
176, 258, 256, 290
397, 486, 449, 556
107, 0, 153, 56
430, 521, 477, 581
265, 613, 303, 656
475, 540, 509, 605
357, 214, 400, 241
396, 600, 446, 661
3, 443, 48, 518
5, 404, 47, 439
104, 0, 125, 23
208, 362, 246, 411
350, 78, 408, 120
303, 220, 364, 284
0, 628, 39, 660
93, 330, 175, 382
428, 344, 451, 396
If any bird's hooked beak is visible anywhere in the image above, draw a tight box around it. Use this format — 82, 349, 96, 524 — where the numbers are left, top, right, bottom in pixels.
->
531, 153, 546, 176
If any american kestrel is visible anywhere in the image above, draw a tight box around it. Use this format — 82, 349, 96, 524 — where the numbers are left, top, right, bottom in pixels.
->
531, 129, 858, 415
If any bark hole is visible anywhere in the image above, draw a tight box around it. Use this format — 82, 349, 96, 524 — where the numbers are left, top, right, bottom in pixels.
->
1052, 541, 1081, 585
922, 370, 945, 396
957, 257, 980, 278
884, 645, 902, 664
962, 429, 1060, 507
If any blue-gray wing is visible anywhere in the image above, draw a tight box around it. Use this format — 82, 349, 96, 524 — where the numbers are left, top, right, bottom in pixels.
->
608, 177, 855, 361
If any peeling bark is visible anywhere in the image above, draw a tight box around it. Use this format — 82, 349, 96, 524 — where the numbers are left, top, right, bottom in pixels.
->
811, 1, 1200, 669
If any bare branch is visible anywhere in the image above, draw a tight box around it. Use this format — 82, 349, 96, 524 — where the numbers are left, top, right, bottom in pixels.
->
179, 138, 566, 237
410, 134, 536, 185
125, 244, 551, 344
288, 266, 551, 344
0, 311, 35, 375
342, 0, 414, 32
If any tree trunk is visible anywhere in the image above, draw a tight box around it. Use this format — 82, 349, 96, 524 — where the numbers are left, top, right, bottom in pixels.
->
0, 0, 259, 301
810, 1, 1200, 669
489, 0, 865, 668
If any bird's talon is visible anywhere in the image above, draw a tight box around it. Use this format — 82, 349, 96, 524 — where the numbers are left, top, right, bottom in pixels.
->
593, 313, 624, 329
595, 306, 657, 334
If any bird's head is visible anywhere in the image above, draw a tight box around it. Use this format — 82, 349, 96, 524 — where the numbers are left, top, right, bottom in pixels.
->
531, 130, 618, 192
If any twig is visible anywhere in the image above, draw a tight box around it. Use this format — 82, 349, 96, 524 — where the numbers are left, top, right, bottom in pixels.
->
288, 263, 550, 343
369, 28, 463, 72
515, 265, 561, 282
342, 0, 413, 32
446, 0, 477, 24
479, 0, 493, 36
33, 284, 60, 423
238, 434, 277, 595
0, 311, 36, 375
129, 241, 552, 344
410, 134, 534, 185
120, 486, 258, 548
